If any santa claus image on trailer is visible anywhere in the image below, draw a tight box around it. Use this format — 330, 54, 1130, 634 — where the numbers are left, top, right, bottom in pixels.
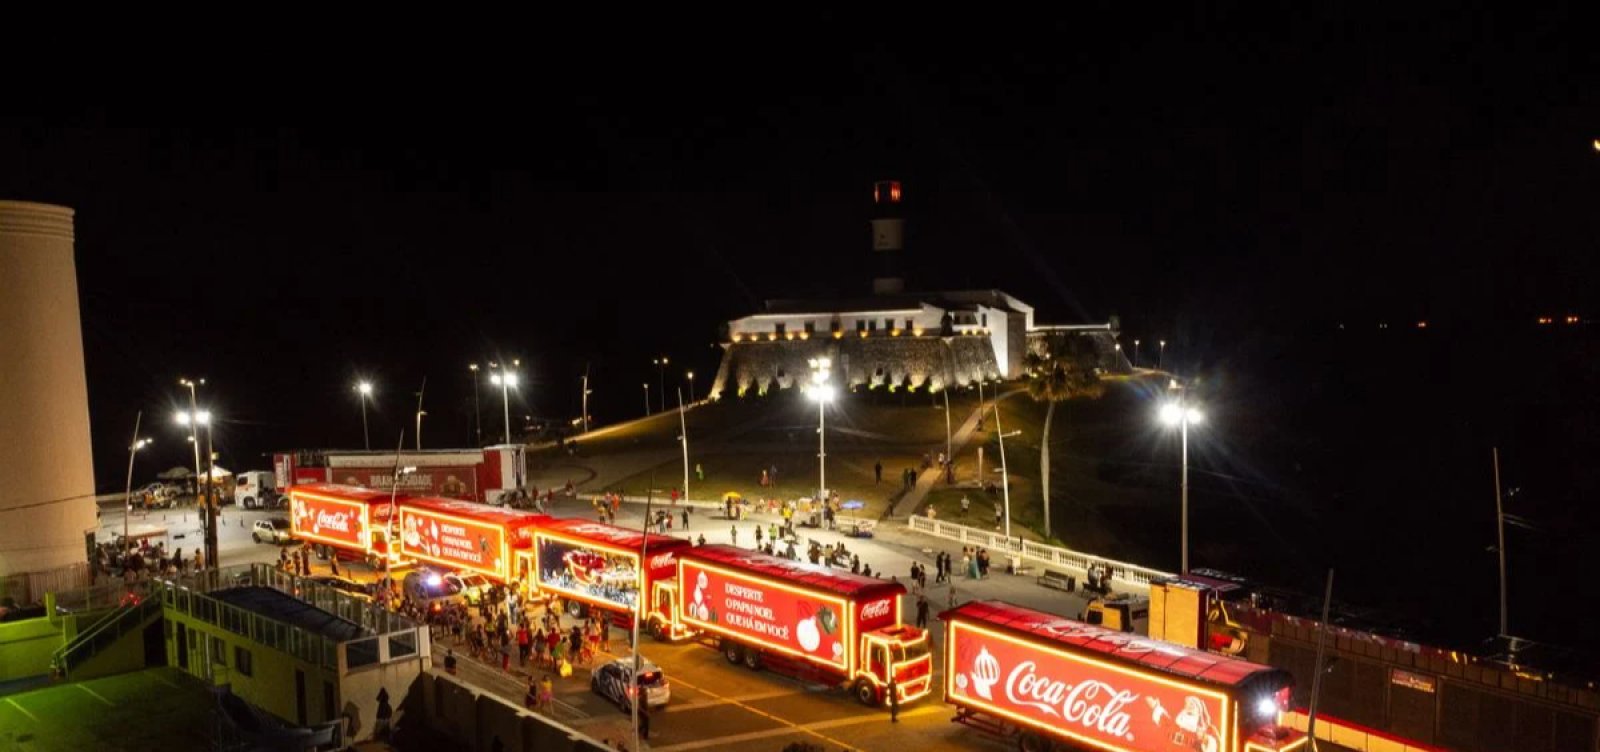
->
1147, 695, 1221, 752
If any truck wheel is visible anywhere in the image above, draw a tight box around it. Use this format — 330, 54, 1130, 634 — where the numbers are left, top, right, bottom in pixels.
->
649, 620, 668, 641
242, 496, 255, 509
252, 533, 261, 544
853, 679, 879, 706
1018, 732, 1054, 752
742, 648, 762, 670
567, 599, 587, 618
722, 641, 743, 664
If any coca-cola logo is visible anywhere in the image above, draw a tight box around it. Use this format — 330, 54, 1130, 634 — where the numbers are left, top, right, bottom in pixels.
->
860, 598, 892, 620
649, 553, 676, 571
316, 510, 352, 534
1004, 661, 1136, 740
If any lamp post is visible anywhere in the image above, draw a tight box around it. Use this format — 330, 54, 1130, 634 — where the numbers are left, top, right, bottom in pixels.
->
678, 388, 690, 503
1133, 339, 1141, 368
468, 364, 482, 446
581, 366, 592, 434
490, 371, 518, 444
1159, 340, 1167, 371
687, 371, 696, 404
175, 407, 215, 569
652, 356, 669, 413
992, 405, 1019, 540
806, 358, 834, 501
1159, 394, 1204, 574
122, 412, 150, 557
1114, 342, 1123, 369
179, 377, 204, 500
356, 381, 373, 450
643, 383, 650, 417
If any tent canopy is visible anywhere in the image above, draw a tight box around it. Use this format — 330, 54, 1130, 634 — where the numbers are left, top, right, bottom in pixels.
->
203, 466, 233, 479
156, 466, 192, 480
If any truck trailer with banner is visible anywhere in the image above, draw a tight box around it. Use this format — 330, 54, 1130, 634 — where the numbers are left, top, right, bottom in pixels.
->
396, 496, 547, 583
274, 445, 526, 504
942, 600, 1303, 752
529, 519, 690, 626
287, 484, 403, 568
660, 544, 932, 709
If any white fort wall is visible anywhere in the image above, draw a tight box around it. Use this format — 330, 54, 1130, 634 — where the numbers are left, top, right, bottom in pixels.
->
0, 201, 98, 577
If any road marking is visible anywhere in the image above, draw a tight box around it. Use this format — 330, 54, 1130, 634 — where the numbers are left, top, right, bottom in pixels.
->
5, 697, 40, 723
76, 684, 116, 707
652, 705, 943, 752
662, 675, 865, 752
660, 687, 800, 713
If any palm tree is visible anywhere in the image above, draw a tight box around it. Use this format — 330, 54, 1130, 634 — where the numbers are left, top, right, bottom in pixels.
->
1024, 336, 1104, 539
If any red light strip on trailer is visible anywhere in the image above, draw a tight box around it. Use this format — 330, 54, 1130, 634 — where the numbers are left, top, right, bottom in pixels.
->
288, 491, 373, 552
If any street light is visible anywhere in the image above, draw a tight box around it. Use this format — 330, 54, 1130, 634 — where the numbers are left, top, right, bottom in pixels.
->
174, 404, 216, 569
652, 357, 669, 412
686, 371, 696, 404
489, 371, 518, 444
643, 383, 650, 417
805, 358, 833, 501
123, 412, 151, 557
1159, 397, 1204, 574
356, 381, 373, 450
1133, 339, 1140, 368
1159, 340, 1167, 371
468, 363, 482, 446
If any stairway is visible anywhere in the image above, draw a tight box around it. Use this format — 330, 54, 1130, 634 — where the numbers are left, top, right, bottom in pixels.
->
50, 591, 162, 679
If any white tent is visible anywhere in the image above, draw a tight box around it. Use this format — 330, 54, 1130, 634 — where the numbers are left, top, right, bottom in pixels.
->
156, 466, 193, 480
199, 466, 233, 481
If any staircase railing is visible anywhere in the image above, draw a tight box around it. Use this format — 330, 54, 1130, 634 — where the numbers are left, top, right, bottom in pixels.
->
50, 589, 161, 678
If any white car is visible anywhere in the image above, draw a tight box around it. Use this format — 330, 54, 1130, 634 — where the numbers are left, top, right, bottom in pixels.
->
443, 572, 491, 605
251, 518, 293, 544
591, 656, 671, 710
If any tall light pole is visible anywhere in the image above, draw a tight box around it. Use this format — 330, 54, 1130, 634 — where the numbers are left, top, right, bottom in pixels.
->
468, 363, 482, 446
806, 358, 834, 500
1159, 395, 1204, 574
179, 378, 204, 499
686, 371, 696, 404
1159, 340, 1167, 371
1114, 342, 1123, 369
678, 388, 690, 502
942, 388, 952, 474
992, 404, 1018, 540
175, 407, 215, 569
1133, 339, 1141, 368
581, 365, 592, 434
1493, 447, 1508, 639
643, 383, 650, 417
652, 356, 669, 412
356, 381, 373, 450
415, 377, 427, 451
122, 412, 150, 557
490, 371, 518, 444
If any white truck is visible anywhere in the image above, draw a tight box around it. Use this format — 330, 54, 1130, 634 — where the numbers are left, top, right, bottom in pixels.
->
235, 470, 280, 509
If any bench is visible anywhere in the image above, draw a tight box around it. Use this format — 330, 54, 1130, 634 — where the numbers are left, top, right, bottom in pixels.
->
1037, 570, 1075, 592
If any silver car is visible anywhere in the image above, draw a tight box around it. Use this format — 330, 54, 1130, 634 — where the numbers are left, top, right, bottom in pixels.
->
251, 518, 293, 544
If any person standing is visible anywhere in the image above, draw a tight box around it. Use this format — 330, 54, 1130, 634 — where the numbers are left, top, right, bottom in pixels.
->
681, 508, 689, 531
874, 460, 883, 484
730, 525, 738, 546
695, 462, 704, 482
915, 594, 930, 629
888, 675, 900, 723
638, 701, 651, 740
994, 501, 1003, 530
960, 495, 970, 516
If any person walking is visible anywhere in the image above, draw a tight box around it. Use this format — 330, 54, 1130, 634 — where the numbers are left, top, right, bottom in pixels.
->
681, 508, 689, 531
517, 623, 532, 667
730, 525, 738, 547
915, 594, 930, 629
888, 675, 901, 723
538, 674, 555, 713
754, 524, 763, 547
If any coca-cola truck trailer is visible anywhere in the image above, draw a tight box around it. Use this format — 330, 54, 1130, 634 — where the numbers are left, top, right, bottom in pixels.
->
529, 519, 691, 627
942, 600, 1303, 752
288, 484, 403, 568
658, 544, 933, 708
397, 496, 548, 583
274, 445, 526, 504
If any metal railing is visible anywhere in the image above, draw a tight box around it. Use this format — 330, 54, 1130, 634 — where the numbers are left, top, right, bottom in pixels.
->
52, 589, 162, 677
905, 516, 1174, 589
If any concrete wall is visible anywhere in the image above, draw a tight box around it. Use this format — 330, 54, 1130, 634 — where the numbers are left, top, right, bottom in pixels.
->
166, 611, 341, 726
421, 670, 607, 752
710, 335, 1001, 399
0, 201, 98, 576
0, 615, 64, 681
339, 638, 426, 744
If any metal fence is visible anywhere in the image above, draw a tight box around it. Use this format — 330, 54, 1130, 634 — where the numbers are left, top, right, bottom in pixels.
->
905, 516, 1174, 589
0, 562, 90, 607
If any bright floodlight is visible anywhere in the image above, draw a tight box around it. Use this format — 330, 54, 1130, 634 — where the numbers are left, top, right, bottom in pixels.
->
426, 573, 442, 587
1255, 697, 1277, 717
1159, 403, 1183, 425
492, 372, 518, 387
1186, 407, 1203, 424
811, 370, 828, 385
808, 384, 835, 403
358, 381, 373, 395
818, 357, 831, 370
504, 373, 518, 387
195, 410, 211, 425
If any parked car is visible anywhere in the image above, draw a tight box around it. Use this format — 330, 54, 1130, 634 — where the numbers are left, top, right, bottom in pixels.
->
251, 518, 294, 544
402, 569, 464, 610
591, 656, 671, 710
138, 482, 179, 509
302, 575, 372, 601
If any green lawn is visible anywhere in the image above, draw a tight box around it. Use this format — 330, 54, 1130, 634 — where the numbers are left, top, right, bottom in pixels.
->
0, 668, 214, 750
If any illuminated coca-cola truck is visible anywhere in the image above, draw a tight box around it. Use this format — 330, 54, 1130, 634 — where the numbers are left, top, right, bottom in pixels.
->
943, 600, 1303, 752
287, 484, 404, 568
396, 496, 548, 583
528, 519, 691, 626
656, 544, 932, 708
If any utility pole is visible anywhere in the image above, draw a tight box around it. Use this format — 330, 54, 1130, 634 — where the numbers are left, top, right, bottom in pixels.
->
415, 377, 427, 451
632, 475, 654, 752
1493, 447, 1508, 639
1306, 569, 1335, 751
122, 412, 146, 558
581, 365, 591, 434
679, 388, 690, 504
943, 388, 952, 475
469, 364, 482, 446
203, 415, 217, 569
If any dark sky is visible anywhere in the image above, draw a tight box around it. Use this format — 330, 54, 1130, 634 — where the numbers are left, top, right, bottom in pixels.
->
1, 7, 1595, 487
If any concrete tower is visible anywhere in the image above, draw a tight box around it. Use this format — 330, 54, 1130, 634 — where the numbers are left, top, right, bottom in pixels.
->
870, 180, 905, 294
0, 201, 98, 580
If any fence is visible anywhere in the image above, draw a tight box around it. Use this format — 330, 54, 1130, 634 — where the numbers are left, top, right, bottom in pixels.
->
0, 562, 90, 607
905, 516, 1174, 590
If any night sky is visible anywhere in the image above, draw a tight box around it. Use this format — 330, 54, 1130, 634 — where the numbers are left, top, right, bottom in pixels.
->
1, 8, 1595, 489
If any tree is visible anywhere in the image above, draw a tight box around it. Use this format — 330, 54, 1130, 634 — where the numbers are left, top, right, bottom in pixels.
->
1024, 336, 1105, 540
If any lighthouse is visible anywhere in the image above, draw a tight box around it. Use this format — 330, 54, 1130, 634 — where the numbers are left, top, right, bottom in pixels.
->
870, 180, 905, 295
